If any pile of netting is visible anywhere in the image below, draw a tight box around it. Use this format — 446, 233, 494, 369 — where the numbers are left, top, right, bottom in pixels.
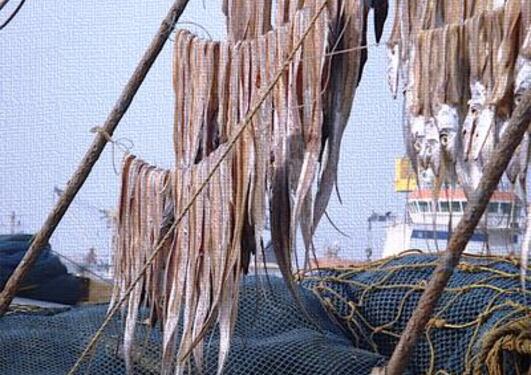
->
0, 253, 529, 374
302, 252, 531, 374
0, 277, 388, 375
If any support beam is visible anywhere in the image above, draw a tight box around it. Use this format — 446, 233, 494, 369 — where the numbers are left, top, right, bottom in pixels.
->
386, 89, 531, 375
0, 0, 190, 316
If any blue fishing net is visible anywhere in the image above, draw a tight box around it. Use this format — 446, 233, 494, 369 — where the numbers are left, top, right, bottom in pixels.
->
0, 277, 389, 375
302, 253, 530, 374
0, 253, 528, 374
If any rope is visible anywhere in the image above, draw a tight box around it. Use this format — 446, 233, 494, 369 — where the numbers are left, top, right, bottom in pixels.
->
475, 317, 531, 375
303, 253, 531, 374
90, 126, 134, 175
5, 304, 69, 316
170, 21, 214, 41
66, 2, 329, 373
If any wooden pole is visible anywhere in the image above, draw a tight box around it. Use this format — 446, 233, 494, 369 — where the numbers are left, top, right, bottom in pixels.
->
386, 90, 531, 375
0, 0, 190, 316
0, 0, 10, 12
0, 0, 25, 30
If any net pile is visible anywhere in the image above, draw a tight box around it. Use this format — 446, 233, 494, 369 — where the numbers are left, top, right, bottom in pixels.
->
0, 276, 389, 375
302, 253, 531, 374
2, 254, 529, 374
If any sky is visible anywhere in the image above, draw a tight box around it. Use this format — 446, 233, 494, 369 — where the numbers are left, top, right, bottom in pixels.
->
0, 0, 405, 269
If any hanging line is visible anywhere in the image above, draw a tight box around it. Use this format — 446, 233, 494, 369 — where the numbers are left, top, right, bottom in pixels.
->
169, 20, 214, 41
90, 126, 134, 175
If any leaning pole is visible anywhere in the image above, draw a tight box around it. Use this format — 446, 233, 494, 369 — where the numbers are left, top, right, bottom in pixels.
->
0, 0, 191, 316
386, 90, 531, 374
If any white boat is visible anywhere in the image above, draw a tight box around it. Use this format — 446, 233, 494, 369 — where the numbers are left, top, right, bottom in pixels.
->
382, 159, 524, 258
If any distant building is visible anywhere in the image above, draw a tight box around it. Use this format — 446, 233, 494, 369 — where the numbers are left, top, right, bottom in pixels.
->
84, 247, 98, 267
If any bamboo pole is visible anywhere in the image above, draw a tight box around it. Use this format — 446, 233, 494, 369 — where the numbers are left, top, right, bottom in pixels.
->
386, 90, 531, 374
0, 0, 190, 316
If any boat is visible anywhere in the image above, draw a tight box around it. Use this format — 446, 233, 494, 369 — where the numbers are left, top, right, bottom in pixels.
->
382, 158, 524, 257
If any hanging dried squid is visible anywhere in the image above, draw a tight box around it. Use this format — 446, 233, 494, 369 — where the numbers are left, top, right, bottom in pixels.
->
109, 155, 172, 374
169, 5, 331, 373
112, 1, 389, 373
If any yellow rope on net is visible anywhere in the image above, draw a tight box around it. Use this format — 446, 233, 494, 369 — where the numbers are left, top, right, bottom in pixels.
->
474, 317, 531, 375
301, 252, 531, 374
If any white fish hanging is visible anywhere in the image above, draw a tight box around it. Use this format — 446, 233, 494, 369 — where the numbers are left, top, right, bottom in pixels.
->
456, 8, 508, 196
388, 0, 510, 191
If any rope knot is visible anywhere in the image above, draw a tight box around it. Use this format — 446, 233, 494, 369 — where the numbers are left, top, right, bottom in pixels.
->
427, 318, 446, 329
89, 126, 134, 175
90, 126, 114, 143
457, 263, 479, 273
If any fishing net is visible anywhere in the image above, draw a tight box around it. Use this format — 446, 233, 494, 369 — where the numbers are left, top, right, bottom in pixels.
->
0, 276, 389, 375
1, 253, 528, 374
302, 252, 531, 374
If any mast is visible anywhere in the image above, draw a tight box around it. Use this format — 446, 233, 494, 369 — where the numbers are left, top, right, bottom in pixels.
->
8, 211, 21, 235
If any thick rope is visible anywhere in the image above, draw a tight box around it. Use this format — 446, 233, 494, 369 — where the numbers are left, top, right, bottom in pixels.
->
66, 2, 329, 373
303, 253, 531, 373
475, 317, 531, 375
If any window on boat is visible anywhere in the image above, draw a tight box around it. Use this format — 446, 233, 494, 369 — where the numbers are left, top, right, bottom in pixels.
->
451, 202, 461, 212
439, 201, 449, 212
488, 202, 499, 214
500, 202, 512, 215
512, 205, 521, 219
408, 202, 417, 212
418, 201, 429, 212
462, 201, 468, 210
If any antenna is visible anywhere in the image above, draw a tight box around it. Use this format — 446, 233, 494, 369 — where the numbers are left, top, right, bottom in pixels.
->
98, 209, 116, 230
8, 211, 22, 235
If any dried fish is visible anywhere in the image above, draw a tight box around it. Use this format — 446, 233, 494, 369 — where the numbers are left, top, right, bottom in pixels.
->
433, 25, 467, 185
457, 9, 507, 195
386, 0, 504, 97
396, 1, 521, 194
113, 2, 380, 374
388, 0, 505, 191
224, 0, 272, 41
169, 7, 331, 371
270, 19, 295, 296
109, 156, 171, 373
406, 26, 459, 187
313, 0, 369, 231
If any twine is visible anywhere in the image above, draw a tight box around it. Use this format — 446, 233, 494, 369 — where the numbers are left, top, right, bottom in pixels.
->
303, 253, 531, 374
90, 126, 134, 175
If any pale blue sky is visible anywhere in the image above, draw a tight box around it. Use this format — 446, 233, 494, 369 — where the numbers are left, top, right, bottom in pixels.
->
0, 0, 404, 266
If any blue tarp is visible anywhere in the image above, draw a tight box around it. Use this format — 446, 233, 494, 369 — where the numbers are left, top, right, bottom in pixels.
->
0, 234, 82, 305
